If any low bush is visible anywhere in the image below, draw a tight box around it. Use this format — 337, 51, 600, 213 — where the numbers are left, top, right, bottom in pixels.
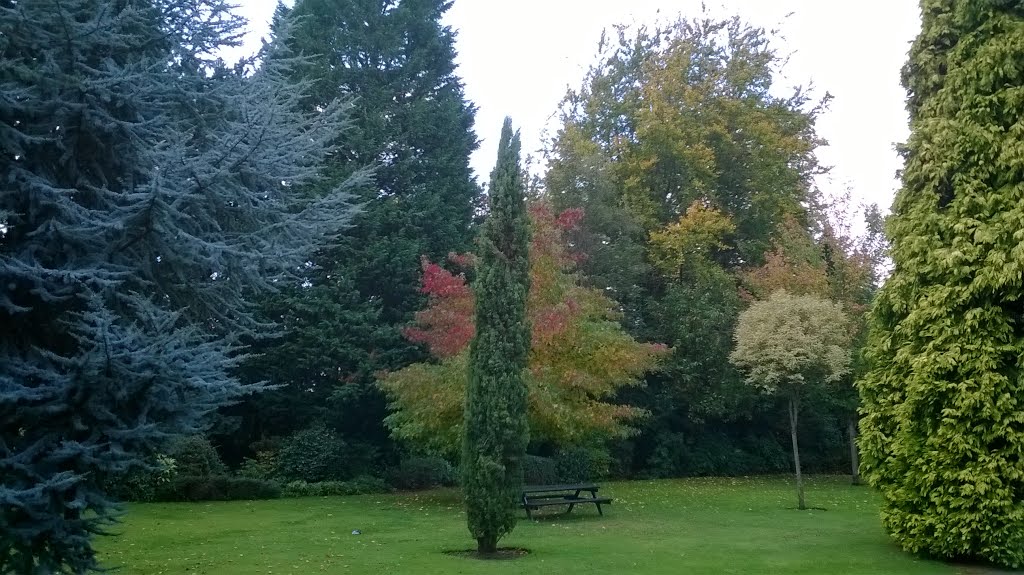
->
281, 476, 390, 498
238, 450, 279, 482
276, 424, 349, 483
386, 457, 456, 490
104, 454, 178, 502
523, 455, 558, 485
167, 435, 227, 478
555, 447, 609, 483
156, 476, 281, 502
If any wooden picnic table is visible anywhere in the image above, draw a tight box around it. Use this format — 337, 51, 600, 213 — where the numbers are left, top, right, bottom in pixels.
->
520, 483, 612, 519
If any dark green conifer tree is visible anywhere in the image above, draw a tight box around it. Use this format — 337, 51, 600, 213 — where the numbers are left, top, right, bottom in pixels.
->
858, 0, 1024, 567
232, 0, 481, 456
463, 119, 530, 555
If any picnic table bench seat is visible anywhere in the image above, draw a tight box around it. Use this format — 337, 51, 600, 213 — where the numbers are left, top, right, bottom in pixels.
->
520, 483, 612, 519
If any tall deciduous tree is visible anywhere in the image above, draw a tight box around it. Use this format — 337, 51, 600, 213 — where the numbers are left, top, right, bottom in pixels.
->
0, 2, 361, 572
545, 14, 833, 477
858, 0, 1024, 567
730, 292, 851, 509
462, 118, 530, 555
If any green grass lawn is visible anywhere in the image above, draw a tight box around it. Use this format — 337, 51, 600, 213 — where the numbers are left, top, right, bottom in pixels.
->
99, 476, 961, 574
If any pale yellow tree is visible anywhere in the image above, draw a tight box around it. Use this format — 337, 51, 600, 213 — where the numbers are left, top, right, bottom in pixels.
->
729, 291, 851, 509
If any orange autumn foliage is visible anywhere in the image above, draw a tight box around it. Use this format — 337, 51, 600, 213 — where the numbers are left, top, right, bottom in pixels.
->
378, 203, 667, 455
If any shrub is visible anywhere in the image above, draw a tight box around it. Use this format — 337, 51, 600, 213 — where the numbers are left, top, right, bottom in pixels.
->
276, 424, 349, 483
238, 450, 279, 482
646, 432, 689, 478
249, 437, 280, 454
744, 435, 789, 473
281, 476, 389, 498
281, 480, 318, 498
555, 447, 609, 483
157, 476, 281, 502
606, 440, 635, 479
682, 435, 755, 476
344, 475, 391, 495
386, 456, 456, 490
104, 454, 178, 502
167, 435, 227, 477
343, 440, 384, 479
522, 455, 558, 485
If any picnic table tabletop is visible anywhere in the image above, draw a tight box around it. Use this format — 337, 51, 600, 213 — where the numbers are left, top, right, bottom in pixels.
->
522, 483, 599, 493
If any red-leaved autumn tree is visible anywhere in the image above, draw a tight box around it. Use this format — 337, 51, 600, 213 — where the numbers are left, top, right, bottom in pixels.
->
379, 203, 667, 455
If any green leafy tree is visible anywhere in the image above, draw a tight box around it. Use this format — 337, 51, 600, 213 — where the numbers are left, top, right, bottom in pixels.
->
858, 0, 1024, 567
463, 119, 531, 555
730, 292, 851, 509
545, 14, 833, 478
817, 197, 889, 485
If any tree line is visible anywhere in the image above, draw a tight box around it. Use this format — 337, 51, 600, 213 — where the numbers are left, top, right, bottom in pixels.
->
6, 0, 1023, 571
0, 0, 880, 570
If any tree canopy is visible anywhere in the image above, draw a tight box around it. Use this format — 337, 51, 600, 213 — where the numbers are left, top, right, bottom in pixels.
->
731, 292, 852, 394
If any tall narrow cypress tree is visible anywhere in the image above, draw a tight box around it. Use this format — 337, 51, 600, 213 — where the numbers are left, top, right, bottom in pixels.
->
858, 0, 1024, 567
462, 118, 530, 555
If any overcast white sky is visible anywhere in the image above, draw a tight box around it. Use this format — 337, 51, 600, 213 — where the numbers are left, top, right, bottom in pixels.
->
231, 1, 921, 216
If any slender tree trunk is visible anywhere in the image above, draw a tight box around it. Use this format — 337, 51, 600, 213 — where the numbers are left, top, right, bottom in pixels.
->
477, 536, 497, 555
848, 417, 861, 486
788, 394, 806, 510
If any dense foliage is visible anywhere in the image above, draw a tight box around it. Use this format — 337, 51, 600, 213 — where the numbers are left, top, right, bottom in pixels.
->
166, 437, 228, 479
461, 119, 531, 554
275, 424, 351, 483
858, 0, 1024, 567
156, 476, 282, 502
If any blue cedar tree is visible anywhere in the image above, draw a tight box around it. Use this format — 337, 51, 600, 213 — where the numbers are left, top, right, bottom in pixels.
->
0, 1, 362, 572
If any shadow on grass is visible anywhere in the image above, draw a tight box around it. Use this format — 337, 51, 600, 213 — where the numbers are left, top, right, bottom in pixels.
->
522, 510, 611, 523
443, 548, 530, 560
952, 561, 1023, 575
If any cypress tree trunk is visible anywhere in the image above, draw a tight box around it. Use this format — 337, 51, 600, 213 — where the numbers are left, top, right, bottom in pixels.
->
462, 118, 531, 555
788, 393, 805, 510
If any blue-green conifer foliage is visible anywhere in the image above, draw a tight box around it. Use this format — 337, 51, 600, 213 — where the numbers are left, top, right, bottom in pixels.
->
0, 1, 362, 572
